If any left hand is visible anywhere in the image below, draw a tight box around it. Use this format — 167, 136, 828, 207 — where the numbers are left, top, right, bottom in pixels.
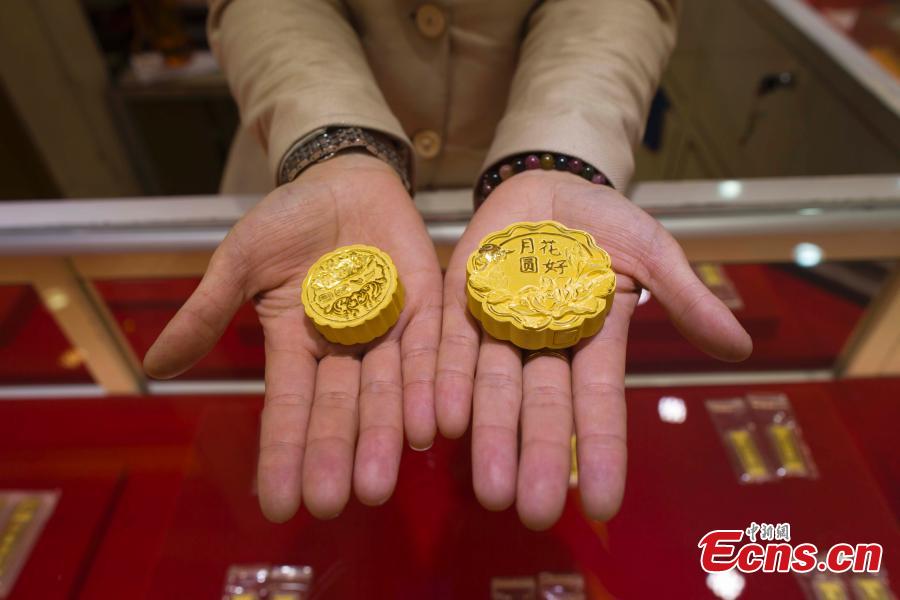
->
144, 154, 442, 522
435, 169, 752, 530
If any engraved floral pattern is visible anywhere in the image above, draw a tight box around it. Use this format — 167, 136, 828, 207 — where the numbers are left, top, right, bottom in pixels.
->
308, 250, 388, 320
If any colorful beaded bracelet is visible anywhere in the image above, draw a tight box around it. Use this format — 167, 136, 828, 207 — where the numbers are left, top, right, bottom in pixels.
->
475, 152, 613, 208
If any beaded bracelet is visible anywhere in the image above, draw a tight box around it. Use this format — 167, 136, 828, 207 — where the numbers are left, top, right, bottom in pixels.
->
476, 152, 613, 208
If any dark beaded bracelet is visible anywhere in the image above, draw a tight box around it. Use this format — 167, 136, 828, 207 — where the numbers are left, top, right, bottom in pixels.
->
476, 151, 612, 208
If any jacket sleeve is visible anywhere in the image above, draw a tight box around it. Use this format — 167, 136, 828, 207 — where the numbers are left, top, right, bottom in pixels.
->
208, 0, 410, 182
483, 0, 678, 190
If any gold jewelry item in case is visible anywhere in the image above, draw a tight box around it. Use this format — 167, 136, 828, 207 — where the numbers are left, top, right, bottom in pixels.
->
466, 221, 616, 350
302, 244, 404, 345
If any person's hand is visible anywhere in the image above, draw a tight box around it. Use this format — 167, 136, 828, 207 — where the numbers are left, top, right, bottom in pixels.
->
436, 169, 752, 530
144, 153, 442, 521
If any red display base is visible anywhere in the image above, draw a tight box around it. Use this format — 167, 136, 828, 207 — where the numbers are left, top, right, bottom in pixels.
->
626, 265, 864, 372
1, 382, 896, 599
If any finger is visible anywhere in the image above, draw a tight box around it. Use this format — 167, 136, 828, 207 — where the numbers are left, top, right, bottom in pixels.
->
354, 340, 403, 506
401, 290, 441, 449
471, 336, 522, 511
643, 229, 752, 362
257, 313, 317, 523
517, 352, 573, 531
435, 266, 481, 438
144, 238, 248, 378
571, 291, 637, 522
302, 353, 360, 519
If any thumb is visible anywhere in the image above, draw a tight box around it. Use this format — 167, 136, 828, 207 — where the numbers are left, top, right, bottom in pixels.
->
144, 238, 249, 379
643, 229, 753, 362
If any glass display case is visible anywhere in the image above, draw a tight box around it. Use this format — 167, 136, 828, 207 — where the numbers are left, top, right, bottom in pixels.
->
0, 175, 898, 597
0, 0, 898, 596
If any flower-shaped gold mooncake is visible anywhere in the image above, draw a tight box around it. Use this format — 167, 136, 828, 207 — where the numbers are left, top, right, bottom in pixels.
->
466, 221, 615, 350
302, 244, 404, 345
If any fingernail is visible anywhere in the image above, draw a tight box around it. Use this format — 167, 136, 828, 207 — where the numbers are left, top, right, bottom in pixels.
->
409, 441, 433, 452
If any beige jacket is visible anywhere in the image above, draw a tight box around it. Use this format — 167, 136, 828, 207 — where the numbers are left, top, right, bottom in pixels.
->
210, 0, 677, 195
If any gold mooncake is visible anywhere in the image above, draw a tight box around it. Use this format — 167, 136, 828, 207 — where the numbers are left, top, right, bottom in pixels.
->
466, 221, 615, 350
302, 244, 403, 345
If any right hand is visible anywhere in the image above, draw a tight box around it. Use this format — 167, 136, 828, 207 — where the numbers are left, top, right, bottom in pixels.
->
144, 153, 443, 522
435, 170, 752, 529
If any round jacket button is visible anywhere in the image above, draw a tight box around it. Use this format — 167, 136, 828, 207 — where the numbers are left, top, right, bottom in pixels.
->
412, 129, 442, 159
415, 4, 446, 39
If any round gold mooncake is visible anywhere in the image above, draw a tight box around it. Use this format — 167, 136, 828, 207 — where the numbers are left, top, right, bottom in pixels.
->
302, 244, 404, 345
466, 221, 615, 350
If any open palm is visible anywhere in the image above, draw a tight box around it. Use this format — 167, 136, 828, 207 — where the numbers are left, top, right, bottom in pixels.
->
436, 170, 752, 530
144, 154, 442, 521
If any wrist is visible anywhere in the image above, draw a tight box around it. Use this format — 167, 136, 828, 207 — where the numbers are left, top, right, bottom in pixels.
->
277, 126, 412, 192
285, 152, 414, 216
297, 150, 397, 182
476, 151, 612, 209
